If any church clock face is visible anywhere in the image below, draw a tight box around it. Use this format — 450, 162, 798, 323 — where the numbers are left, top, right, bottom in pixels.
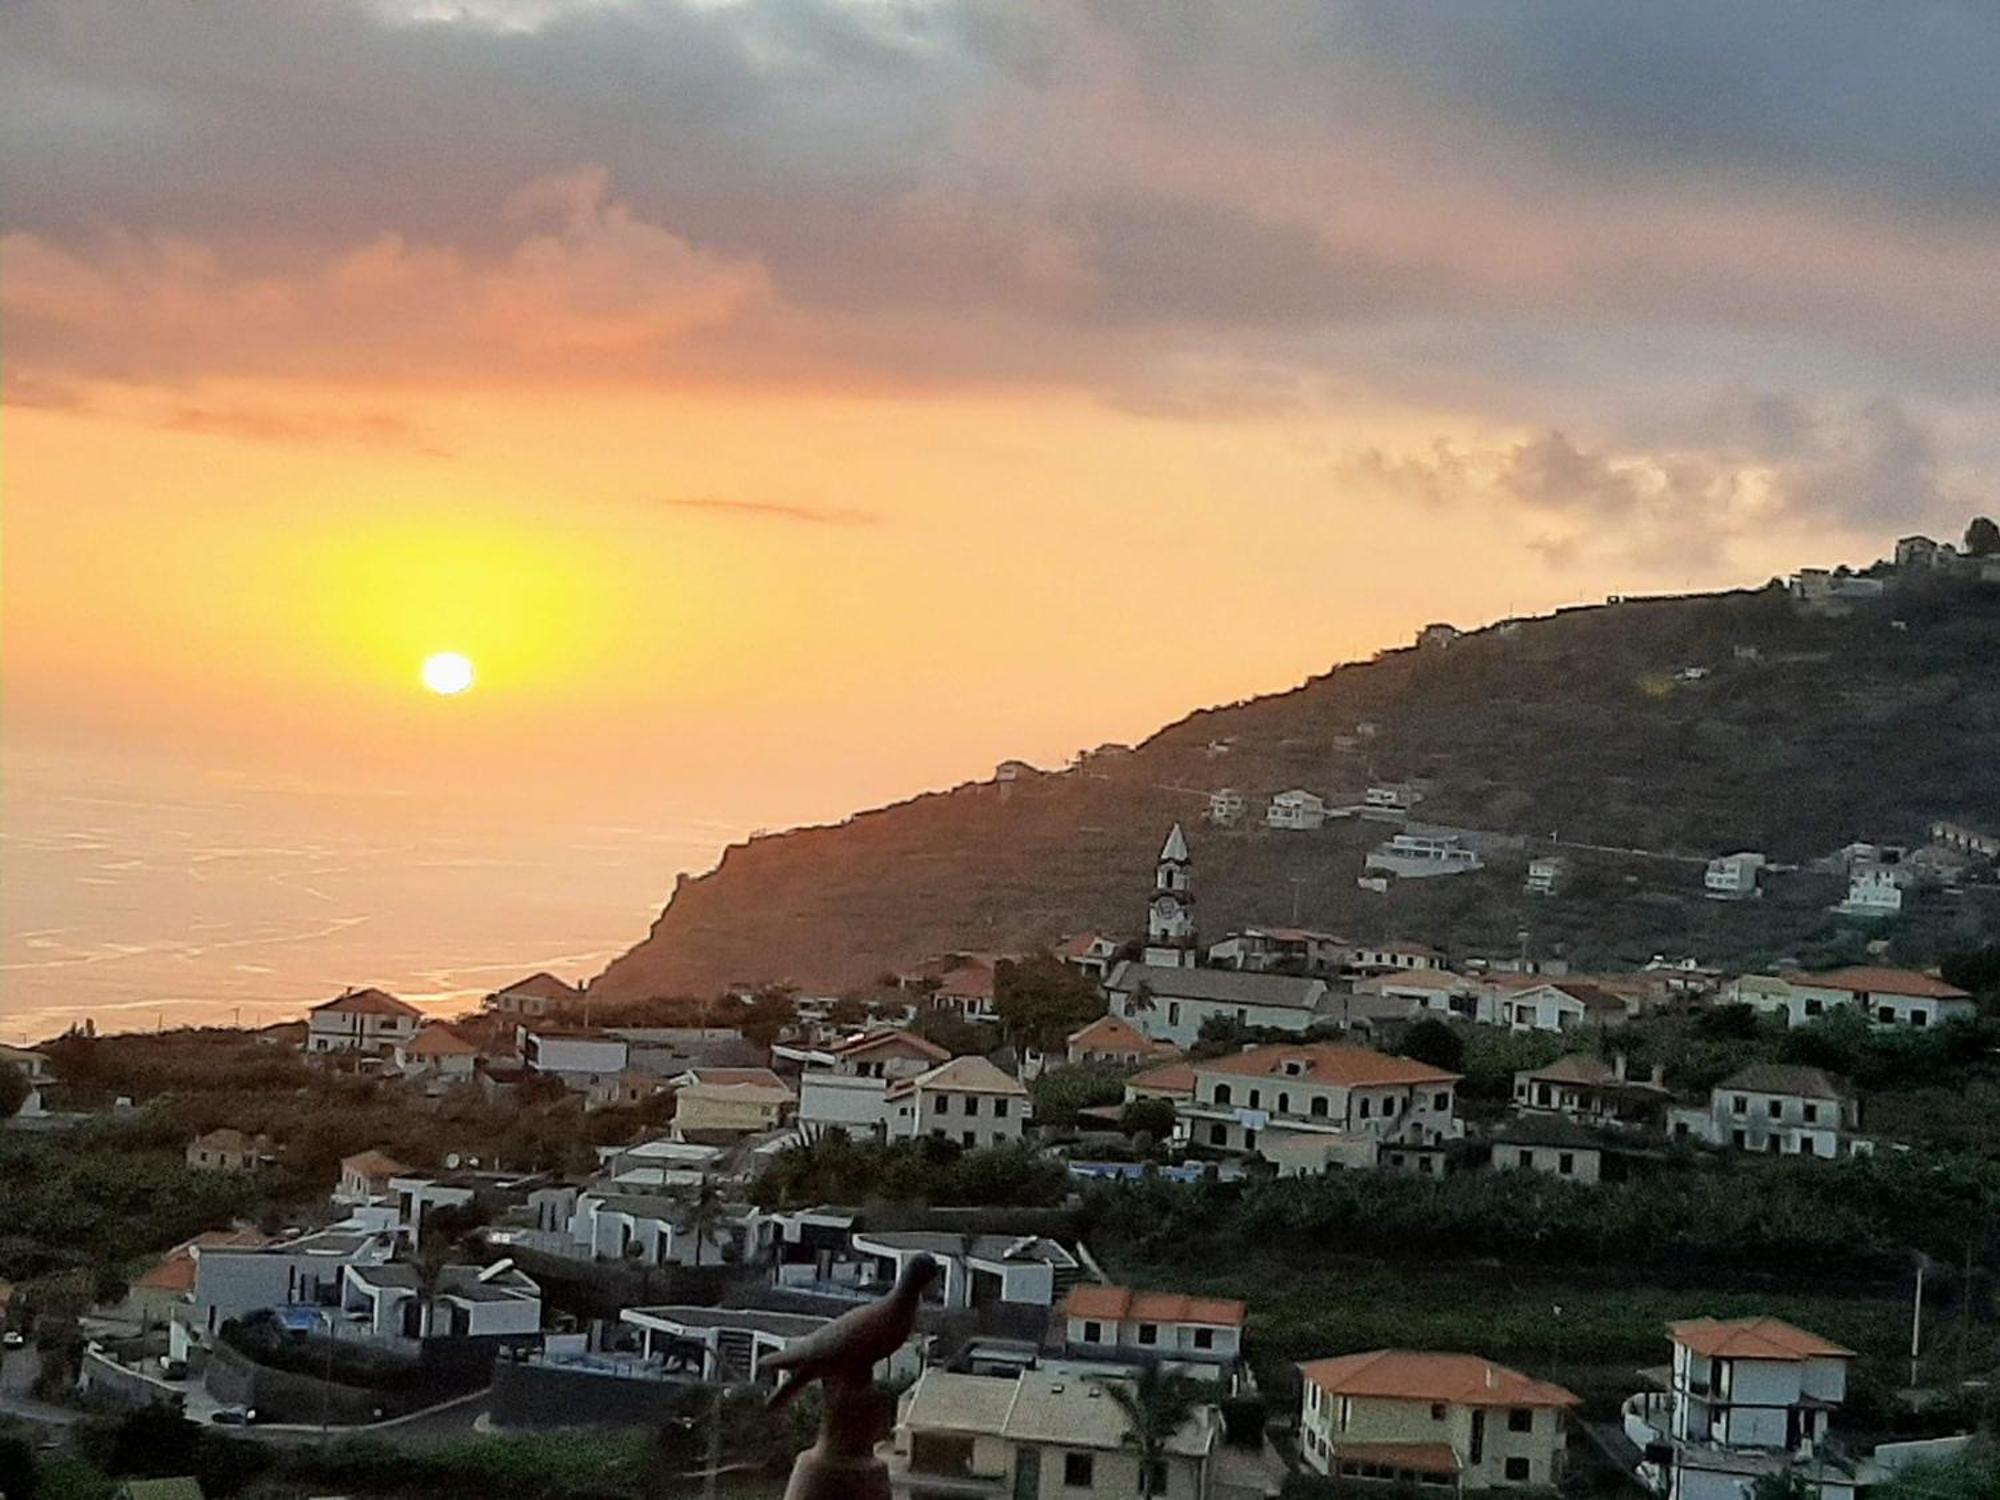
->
1153, 897, 1182, 920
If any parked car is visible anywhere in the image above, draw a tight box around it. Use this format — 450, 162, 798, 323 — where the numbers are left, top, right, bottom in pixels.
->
209, 1407, 258, 1426
1, 1330, 25, 1349
158, 1357, 189, 1380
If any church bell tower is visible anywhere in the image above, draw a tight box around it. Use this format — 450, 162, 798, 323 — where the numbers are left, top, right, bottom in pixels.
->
1143, 823, 1198, 968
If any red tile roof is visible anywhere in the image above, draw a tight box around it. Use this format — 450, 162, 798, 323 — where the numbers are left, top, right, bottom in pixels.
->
836, 1029, 950, 1062
1196, 1044, 1459, 1087
1670, 1317, 1855, 1361
406, 1024, 479, 1056
1332, 1442, 1462, 1474
340, 1149, 410, 1180
1126, 1060, 1196, 1097
312, 987, 420, 1018
1781, 967, 1970, 1000
1062, 1284, 1246, 1328
1300, 1350, 1578, 1408
1067, 1014, 1175, 1056
492, 971, 581, 1001
136, 1229, 269, 1294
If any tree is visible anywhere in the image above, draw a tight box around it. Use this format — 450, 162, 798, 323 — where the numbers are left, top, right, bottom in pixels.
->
0, 1434, 37, 1500
1748, 1470, 1812, 1500
1965, 516, 2000, 557
0, 1061, 27, 1120
1398, 1018, 1465, 1073
681, 1180, 726, 1267
1029, 1063, 1128, 1130
994, 955, 1104, 1053
736, 988, 798, 1049
1104, 1367, 1206, 1500
1120, 1097, 1179, 1141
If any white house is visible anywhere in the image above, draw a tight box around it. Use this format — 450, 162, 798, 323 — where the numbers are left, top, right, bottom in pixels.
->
1206, 788, 1247, 826
482, 971, 583, 1019
1730, 967, 1977, 1030
1204, 926, 1348, 975
1299, 1349, 1578, 1491
1363, 783, 1423, 815
887, 1369, 1219, 1500
1832, 863, 1909, 918
1492, 980, 1636, 1034
798, 1029, 952, 1142
1058, 1285, 1245, 1383
1524, 856, 1568, 896
1175, 1043, 1462, 1171
306, 988, 422, 1054
395, 1024, 480, 1077
1704, 853, 1766, 901
620, 1304, 918, 1388
1626, 1318, 1856, 1500
521, 1026, 630, 1087
1353, 968, 1484, 1022
1512, 1055, 1670, 1130
851, 1230, 1078, 1313
184, 1229, 394, 1343
1364, 830, 1484, 880
1054, 932, 1120, 981
339, 1259, 541, 1341
1103, 961, 1331, 1048
1064, 1014, 1177, 1067
1346, 942, 1445, 973
1669, 1065, 1868, 1159
566, 1189, 737, 1266
1266, 789, 1328, 831
885, 1056, 1032, 1149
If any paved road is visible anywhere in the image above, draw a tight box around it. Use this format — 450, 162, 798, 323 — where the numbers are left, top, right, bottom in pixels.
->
0, 1348, 84, 1428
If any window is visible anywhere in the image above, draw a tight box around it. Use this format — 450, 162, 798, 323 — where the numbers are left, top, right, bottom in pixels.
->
1193, 1327, 1213, 1350
1804, 999, 1824, 1017
1083, 1321, 1103, 1344
1911, 1010, 1928, 1028
964, 1095, 979, 1115
1878, 1006, 1896, 1025
1430, 1403, 1447, 1422
1505, 1457, 1531, 1483
1802, 1104, 1818, 1124
1508, 1408, 1534, 1433
1731, 1095, 1748, 1115
1277, 1093, 1290, 1114
962, 1132, 976, 1147
1358, 1098, 1372, 1119
1249, 1089, 1261, 1109
1310, 1096, 1328, 1117
934, 1095, 949, 1113
1064, 1453, 1094, 1489
1168, 1002, 1181, 1026
1558, 1152, 1575, 1176
1339, 1397, 1352, 1431
1139, 1460, 1168, 1495
1767, 1099, 1781, 1119
1385, 1095, 1399, 1116
1138, 1323, 1158, 1346
1434, 1092, 1450, 1110
993, 1098, 1008, 1119
1210, 1123, 1227, 1145
1214, 1084, 1232, 1106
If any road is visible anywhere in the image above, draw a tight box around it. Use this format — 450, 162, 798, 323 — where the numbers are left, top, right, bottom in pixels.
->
0, 1347, 84, 1428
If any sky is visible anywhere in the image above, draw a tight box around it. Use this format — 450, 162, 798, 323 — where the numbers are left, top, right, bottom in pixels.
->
5, 2, 1999, 1034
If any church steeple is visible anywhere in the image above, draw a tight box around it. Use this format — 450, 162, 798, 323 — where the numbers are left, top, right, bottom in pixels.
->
1144, 823, 1198, 967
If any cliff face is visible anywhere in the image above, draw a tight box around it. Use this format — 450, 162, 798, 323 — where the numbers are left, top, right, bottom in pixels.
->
590, 582, 2000, 999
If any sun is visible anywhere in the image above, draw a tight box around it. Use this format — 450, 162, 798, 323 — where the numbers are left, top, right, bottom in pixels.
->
420, 651, 475, 696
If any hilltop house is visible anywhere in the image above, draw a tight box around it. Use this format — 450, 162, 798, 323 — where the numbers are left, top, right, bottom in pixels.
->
1299, 1350, 1578, 1491
483, 972, 583, 1020
185, 1128, 273, 1173
521, 1026, 631, 1087
1727, 968, 1977, 1029
1669, 1066, 1868, 1159
1511, 1055, 1670, 1130
886, 1056, 1032, 1149
1363, 783, 1423, 816
334, 1149, 412, 1206
1489, 1114, 1627, 1185
798, 1029, 952, 1140
396, 1024, 480, 1078
1175, 1043, 1462, 1173
1704, 853, 1767, 900
1065, 1014, 1177, 1067
887, 1369, 1220, 1500
1206, 788, 1247, 826
1524, 856, 1569, 896
563, 1189, 740, 1266
618, 1304, 919, 1387
1625, 1318, 1858, 1500
1833, 862, 1911, 918
1104, 961, 1331, 1048
1058, 1285, 1246, 1383
1266, 789, 1328, 831
1364, 830, 1484, 881
306, 988, 423, 1054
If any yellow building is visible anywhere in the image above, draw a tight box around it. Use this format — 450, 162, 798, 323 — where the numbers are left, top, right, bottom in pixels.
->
671, 1068, 796, 1138
1298, 1349, 1578, 1491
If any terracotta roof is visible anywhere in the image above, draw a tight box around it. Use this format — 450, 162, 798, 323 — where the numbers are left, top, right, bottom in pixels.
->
492, 971, 581, 1001
340, 1149, 410, 1180
1670, 1317, 1855, 1362
1055, 932, 1111, 960
136, 1229, 269, 1293
1716, 1065, 1848, 1100
190, 1128, 262, 1153
836, 1029, 949, 1062
1519, 1055, 1617, 1086
1332, 1442, 1462, 1475
406, 1024, 479, 1057
678, 1067, 789, 1090
887, 1055, 1029, 1099
1196, 1044, 1459, 1088
1062, 1284, 1246, 1328
1300, 1350, 1578, 1408
312, 987, 420, 1018
1366, 969, 1472, 991
1781, 967, 1970, 1000
1126, 1061, 1196, 1097
1067, 1014, 1174, 1055
935, 960, 997, 1000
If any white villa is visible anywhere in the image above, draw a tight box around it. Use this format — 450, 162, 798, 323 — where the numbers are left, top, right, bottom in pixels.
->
1725, 968, 1977, 1030
797, 1029, 951, 1141
1206, 788, 1247, 826
886, 1056, 1032, 1150
1266, 789, 1328, 830
1668, 1065, 1869, 1160
1103, 961, 1331, 1048
1364, 829, 1484, 880
1704, 852, 1766, 900
1833, 863, 1909, 918
1057, 1285, 1246, 1383
306, 988, 423, 1055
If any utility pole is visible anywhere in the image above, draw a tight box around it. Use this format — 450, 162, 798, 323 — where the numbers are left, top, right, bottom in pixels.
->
1910, 1253, 1926, 1390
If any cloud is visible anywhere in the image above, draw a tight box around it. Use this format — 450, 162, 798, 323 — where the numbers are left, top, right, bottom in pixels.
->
1340, 394, 1963, 572
655, 498, 878, 527
0, 166, 767, 385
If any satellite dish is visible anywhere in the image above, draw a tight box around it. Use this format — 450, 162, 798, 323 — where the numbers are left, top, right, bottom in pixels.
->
445, 1152, 462, 1170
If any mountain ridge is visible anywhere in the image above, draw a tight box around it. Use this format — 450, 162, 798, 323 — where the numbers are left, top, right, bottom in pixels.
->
591, 575, 2000, 1000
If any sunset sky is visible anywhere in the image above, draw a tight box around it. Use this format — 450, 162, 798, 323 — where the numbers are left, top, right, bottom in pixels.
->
6, 2, 1999, 1032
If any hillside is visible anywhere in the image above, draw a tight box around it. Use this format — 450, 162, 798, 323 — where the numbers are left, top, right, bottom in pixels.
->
592, 576, 2000, 999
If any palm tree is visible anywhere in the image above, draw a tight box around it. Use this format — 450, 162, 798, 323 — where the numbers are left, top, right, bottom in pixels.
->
681, 1181, 726, 1267
1104, 1367, 1205, 1500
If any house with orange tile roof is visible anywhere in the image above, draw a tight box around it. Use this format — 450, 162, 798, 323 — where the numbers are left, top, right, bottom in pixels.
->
306, 987, 423, 1055
797, 1029, 952, 1142
335, 1148, 412, 1205
1053, 931, 1120, 981
482, 970, 583, 1019
1728, 967, 1977, 1030
396, 1023, 481, 1077
184, 1127, 273, 1173
1122, 1059, 1194, 1104
885, 1056, 1032, 1149
1299, 1350, 1578, 1491
1625, 1317, 1859, 1500
121, 1228, 269, 1326
1178, 1043, 1462, 1174
1058, 1283, 1246, 1383
1064, 1014, 1177, 1068
669, 1067, 796, 1139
